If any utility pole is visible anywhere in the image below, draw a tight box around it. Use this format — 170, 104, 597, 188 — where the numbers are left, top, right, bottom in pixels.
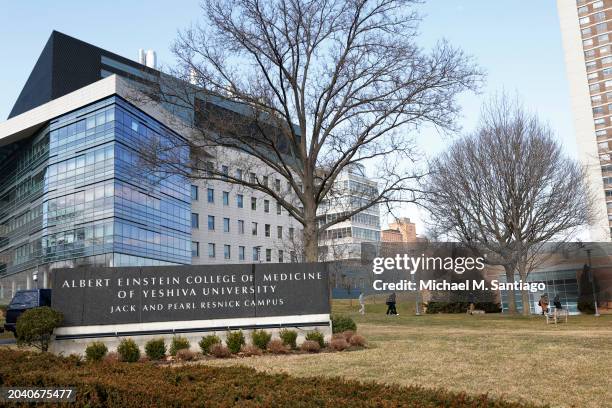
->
586, 249, 600, 317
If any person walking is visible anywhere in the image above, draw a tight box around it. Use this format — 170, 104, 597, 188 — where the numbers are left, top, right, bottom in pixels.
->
386, 292, 398, 315
538, 294, 549, 316
358, 291, 366, 315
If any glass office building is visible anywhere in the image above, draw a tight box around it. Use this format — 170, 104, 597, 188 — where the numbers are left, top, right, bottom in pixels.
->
0, 31, 308, 303
499, 269, 580, 314
0, 96, 191, 300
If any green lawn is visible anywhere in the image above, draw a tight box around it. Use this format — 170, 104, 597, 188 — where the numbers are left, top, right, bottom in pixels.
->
205, 300, 612, 408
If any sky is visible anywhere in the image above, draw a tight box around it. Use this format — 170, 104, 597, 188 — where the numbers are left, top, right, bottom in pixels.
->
0, 1, 576, 233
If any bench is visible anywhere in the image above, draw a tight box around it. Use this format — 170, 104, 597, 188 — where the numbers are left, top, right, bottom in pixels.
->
546, 308, 568, 324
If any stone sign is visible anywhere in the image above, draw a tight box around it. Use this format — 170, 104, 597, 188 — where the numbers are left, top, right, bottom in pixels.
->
51, 263, 329, 327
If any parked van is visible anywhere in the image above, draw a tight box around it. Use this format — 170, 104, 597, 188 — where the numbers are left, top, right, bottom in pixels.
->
3, 289, 52, 333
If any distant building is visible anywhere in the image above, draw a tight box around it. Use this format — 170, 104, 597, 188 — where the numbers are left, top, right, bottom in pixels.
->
317, 164, 381, 261
381, 217, 418, 243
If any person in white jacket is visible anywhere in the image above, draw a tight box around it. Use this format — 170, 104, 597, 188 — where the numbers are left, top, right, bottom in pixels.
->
358, 291, 366, 315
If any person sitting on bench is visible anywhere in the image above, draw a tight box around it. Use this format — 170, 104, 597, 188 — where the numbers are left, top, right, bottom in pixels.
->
468, 292, 476, 315
553, 294, 562, 310
547, 294, 568, 324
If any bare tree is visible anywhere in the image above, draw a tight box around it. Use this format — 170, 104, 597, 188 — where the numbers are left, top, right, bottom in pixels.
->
425, 96, 593, 315
136, 0, 481, 261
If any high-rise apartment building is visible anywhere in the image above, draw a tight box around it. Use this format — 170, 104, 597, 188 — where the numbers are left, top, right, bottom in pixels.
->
558, 0, 612, 241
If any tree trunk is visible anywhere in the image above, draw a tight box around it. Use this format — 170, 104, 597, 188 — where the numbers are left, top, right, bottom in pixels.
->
517, 260, 531, 316
520, 286, 530, 316
503, 264, 518, 314
302, 203, 318, 263
303, 231, 318, 262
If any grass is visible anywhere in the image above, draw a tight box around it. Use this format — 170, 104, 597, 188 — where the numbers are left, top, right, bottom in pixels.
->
204, 300, 612, 408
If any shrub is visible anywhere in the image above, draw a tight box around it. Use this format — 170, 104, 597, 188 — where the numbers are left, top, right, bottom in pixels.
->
145, 338, 167, 360
425, 302, 502, 314
279, 329, 298, 349
331, 315, 356, 334
176, 349, 197, 361
330, 338, 349, 351
15, 307, 63, 352
199, 334, 221, 354
85, 341, 108, 362
169, 336, 190, 356
240, 344, 263, 357
300, 340, 321, 353
349, 334, 367, 347
251, 329, 272, 350
67, 353, 83, 365
578, 301, 595, 314
226, 330, 245, 354
305, 331, 325, 348
342, 330, 355, 342
210, 343, 231, 358
103, 351, 118, 364
267, 339, 289, 354
117, 338, 140, 363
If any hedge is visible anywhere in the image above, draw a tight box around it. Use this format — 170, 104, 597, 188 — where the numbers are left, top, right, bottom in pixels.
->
0, 349, 544, 407
577, 300, 595, 314
426, 302, 501, 314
